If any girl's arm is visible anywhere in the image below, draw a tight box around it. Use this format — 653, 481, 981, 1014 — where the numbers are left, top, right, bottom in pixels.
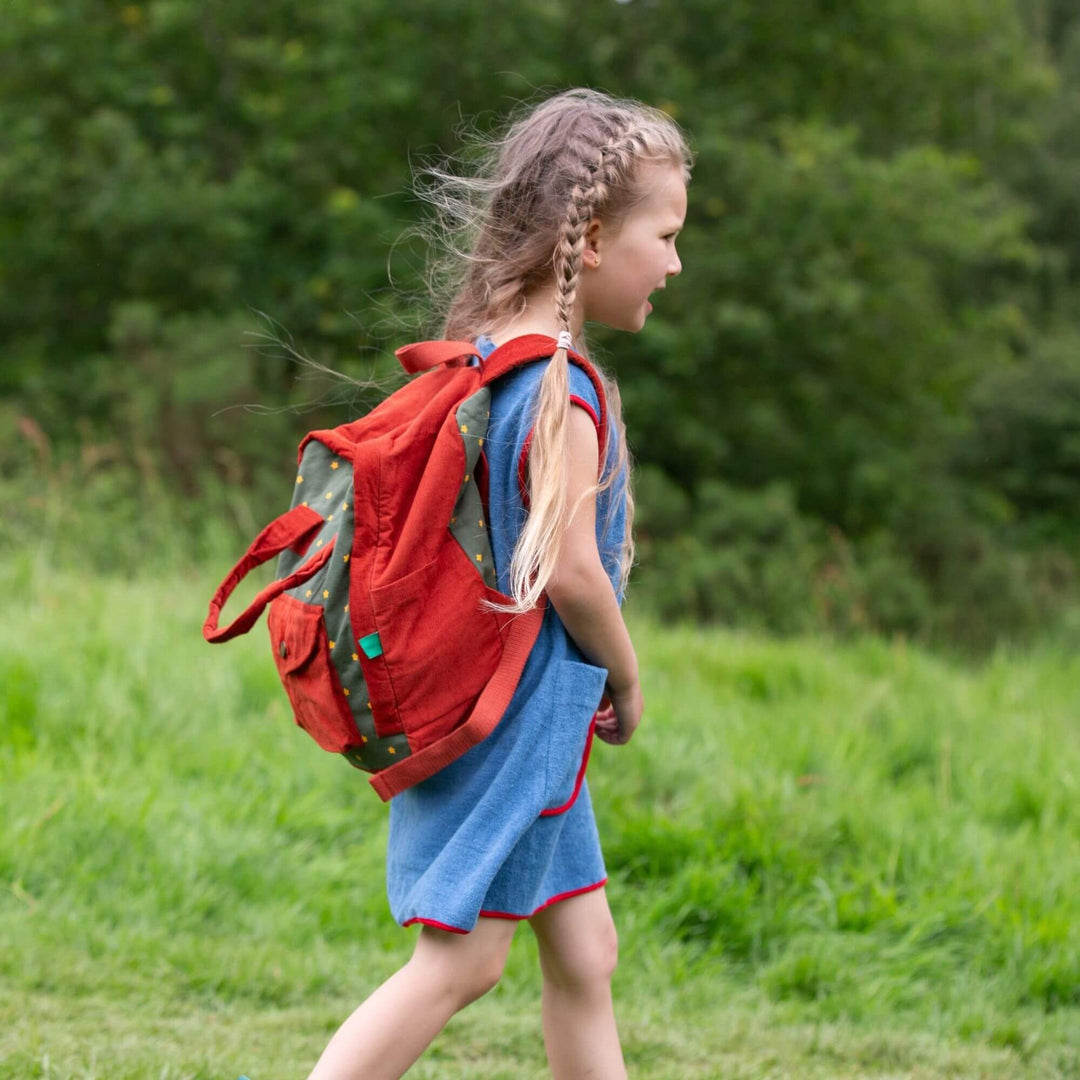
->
544, 405, 638, 694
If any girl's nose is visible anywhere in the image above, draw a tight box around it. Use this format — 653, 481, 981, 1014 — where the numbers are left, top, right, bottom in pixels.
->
669, 250, 682, 277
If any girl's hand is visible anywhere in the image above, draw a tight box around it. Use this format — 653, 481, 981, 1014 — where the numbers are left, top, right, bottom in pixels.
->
593, 679, 643, 745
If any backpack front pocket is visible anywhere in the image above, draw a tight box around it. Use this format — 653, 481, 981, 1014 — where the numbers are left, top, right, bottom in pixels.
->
268, 594, 361, 753
368, 542, 503, 744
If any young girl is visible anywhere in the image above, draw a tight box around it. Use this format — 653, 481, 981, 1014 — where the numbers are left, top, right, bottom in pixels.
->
306, 87, 690, 1080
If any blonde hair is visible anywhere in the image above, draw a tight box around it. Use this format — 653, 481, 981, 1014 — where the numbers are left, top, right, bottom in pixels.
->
413, 88, 693, 612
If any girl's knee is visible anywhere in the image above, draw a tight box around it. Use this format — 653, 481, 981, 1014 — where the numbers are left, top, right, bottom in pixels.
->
588, 915, 620, 983
542, 910, 619, 990
413, 924, 512, 1009
456, 949, 507, 1005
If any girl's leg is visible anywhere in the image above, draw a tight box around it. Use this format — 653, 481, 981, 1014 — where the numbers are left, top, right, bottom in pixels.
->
528, 887, 626, 1080
306, 917, 518, 1080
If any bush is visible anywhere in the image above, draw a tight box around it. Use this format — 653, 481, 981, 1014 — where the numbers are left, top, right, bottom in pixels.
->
956, 336, 1080, 548
634, 470, 822, 634
632, 465, 1078, 651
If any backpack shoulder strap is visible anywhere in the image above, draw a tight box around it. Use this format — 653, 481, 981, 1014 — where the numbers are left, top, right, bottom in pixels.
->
389, 333, 610, 462
478, 334, 610, 463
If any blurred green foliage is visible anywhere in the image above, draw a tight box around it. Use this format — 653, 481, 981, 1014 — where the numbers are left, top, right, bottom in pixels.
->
4, 0, 1080, 651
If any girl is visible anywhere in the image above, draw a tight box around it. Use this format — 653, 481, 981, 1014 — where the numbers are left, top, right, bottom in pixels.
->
307, 88, 691, 1080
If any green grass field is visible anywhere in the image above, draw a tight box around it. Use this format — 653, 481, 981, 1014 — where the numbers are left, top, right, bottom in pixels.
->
1, 547, 1077, 1078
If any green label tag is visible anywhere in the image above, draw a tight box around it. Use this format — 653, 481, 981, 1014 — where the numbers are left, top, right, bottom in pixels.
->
359, 632, 383, 659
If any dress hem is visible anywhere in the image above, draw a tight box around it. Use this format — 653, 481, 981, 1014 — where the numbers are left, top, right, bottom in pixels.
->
400, 876, 608, 934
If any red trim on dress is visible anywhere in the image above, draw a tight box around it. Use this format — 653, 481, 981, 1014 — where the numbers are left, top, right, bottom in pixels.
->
401, 916, 470, 935
400, 877, 609, 934
517, 427, 535, 509
568, 394, 600, 430
480, 877, 608, 921
540, 716, 597, 817
517, 395, 603, 510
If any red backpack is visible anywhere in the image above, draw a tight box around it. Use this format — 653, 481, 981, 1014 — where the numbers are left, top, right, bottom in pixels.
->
204, 334, 608, 800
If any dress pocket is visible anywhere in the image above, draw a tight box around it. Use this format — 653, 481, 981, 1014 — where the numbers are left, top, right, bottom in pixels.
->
267, 594, 361, 753
541, 657, 609, 816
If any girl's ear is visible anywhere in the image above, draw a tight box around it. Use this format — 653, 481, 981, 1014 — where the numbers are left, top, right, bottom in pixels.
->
583, 217, 603, 268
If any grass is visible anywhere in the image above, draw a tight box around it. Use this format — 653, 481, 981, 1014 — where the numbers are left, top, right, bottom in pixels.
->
1, 543, 1077, 1078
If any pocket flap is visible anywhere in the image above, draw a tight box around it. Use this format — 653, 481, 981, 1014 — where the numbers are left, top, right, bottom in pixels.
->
268, 595, 322, 675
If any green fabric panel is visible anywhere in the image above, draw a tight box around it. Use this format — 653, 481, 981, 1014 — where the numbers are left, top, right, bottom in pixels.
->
342, 730, 410, 773
273, 438, 411, 770
449, 388, 497, 589
277, 439, 353, 586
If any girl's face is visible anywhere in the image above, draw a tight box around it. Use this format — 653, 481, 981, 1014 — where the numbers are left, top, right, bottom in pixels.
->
580, 162, 687, 333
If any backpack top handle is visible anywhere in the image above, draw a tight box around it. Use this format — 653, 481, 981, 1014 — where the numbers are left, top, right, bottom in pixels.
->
203, 504, 332, 643
395, 341, 481, 373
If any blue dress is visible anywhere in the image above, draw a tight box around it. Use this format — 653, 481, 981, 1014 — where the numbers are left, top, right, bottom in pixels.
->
385, 335, 629, 932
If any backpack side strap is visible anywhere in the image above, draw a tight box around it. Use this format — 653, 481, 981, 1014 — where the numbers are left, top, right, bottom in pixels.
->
204, 504, 332, 643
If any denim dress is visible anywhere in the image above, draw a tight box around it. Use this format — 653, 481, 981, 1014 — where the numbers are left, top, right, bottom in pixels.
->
384, 335, 628, 932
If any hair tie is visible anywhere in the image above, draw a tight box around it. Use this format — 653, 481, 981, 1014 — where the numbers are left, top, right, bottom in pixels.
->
556, 330, 573, 352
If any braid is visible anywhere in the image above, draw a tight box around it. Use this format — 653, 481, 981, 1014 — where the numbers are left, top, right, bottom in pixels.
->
551, 126, 647, 337
551, 173, 593, 332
